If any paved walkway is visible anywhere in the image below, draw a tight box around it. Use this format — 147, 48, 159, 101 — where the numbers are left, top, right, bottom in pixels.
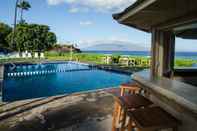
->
0, 90, 115, 131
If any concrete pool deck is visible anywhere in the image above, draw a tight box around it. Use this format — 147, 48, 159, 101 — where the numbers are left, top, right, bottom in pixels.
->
0, 89, 116, 131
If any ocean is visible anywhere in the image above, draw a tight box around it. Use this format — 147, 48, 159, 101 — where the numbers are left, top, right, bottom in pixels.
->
83, 51, 197, 60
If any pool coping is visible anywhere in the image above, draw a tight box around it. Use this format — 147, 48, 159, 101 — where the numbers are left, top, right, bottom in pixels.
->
1, 86, 119, 103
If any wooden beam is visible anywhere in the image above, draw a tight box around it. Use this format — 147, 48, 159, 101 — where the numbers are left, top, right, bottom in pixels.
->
118, 0, 157, 22
174, 23, 197, 32
155, 10, 197, 31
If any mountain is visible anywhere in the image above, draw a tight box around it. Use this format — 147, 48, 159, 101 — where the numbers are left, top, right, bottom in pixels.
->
82, 41, 148, 51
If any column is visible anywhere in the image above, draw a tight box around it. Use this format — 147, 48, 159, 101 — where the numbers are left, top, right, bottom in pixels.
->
151, 29, 175, 77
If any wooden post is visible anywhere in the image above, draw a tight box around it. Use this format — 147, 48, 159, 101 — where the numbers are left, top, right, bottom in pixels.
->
163, 31, 175, 77
151, 29, 175, 77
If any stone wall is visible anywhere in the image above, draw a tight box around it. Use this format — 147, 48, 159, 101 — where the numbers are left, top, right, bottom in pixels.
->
142, 86, 197, 131
174, 76, 197, 87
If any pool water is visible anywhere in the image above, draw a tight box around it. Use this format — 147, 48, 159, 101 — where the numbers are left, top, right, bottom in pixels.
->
3, 62, 131, 102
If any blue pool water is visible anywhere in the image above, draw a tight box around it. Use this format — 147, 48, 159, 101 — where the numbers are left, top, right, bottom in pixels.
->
3, 62, 131, 102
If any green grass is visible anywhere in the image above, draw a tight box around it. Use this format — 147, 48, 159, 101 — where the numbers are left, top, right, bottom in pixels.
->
45, 52, 105, 64
45, 52, 197, 68
0, 58, 45, 64
1, 52, 197, 68
175, 59, 197, 67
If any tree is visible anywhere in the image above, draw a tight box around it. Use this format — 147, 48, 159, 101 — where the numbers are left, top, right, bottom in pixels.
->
17, 0, 31, 23
12, 0, 20, 49
0, 23, 12, 51
46, 32, 57, 49
6, 23, 57, 52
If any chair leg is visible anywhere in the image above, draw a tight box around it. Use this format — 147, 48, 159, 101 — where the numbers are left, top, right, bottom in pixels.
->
117, 106, 122, 123
127, 118, 133, 131
120, 109, 127, 131
112, 102, 119, 131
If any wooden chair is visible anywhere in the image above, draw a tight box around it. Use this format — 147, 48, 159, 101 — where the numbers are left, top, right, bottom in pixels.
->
120, 83, 141, 96
111, 82, 141, 131
112, 94, 153, 131
127, 107, 181, 131
119, 83, 143, 125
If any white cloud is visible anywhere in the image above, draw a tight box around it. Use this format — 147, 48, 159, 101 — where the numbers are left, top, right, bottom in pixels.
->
47, 0, 65, 5
68, 7, 79, 13
79, 21, 93, 26
68, 7, 89, 13
47, 0, 136, 13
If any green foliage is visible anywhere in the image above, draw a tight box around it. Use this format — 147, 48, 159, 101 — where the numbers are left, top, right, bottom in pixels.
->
17, 0, 31, 23
175, 59, 197, 67
17, 0, 31, 10
6, 23, 57, 52
112, 55, 120, 64
0, 22, 12, 50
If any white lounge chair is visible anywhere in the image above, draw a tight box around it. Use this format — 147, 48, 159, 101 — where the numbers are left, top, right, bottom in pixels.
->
40, 52, 45, 59
22, 52, 26, 58
27, 52, 32, 58
15, 53, 20, 58
106, 55, 112, 64
34, 52, 38, 58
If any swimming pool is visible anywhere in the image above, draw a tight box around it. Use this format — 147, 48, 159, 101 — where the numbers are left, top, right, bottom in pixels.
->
3, 62, 131, 102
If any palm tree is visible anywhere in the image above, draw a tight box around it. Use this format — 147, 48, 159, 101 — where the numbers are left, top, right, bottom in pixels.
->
12, 0, 30, 54
17, 0, 31, 23
12, 0, 20, 50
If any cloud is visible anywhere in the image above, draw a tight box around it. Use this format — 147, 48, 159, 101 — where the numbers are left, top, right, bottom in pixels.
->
47, 0, 136, 13
47, 0, 65, 5
68, 7, 89, 13
79, 21, 93, 26
68, 7, 79, 13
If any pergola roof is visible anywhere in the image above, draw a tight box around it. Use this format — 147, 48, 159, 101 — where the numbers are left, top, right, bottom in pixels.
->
113, 0, 197, 39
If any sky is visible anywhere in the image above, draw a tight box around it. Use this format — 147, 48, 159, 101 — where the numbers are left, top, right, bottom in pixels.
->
0, 0, 196, 51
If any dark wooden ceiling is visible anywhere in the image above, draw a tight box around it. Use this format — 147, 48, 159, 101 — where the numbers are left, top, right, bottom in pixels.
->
114, 0, 197, 39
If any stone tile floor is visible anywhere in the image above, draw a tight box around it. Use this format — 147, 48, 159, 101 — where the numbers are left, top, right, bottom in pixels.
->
0, 89, 116, 131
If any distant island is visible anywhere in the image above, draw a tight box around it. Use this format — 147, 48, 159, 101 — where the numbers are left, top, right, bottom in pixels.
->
82, 40, 149, 51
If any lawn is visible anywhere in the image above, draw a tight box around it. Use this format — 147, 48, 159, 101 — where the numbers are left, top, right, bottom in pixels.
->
0, 52, 196, 68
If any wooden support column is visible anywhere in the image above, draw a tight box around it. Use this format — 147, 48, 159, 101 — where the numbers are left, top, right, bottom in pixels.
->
151, 29, 175, 77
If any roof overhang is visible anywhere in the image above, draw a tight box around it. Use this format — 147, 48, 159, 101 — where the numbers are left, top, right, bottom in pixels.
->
113, 0, 197, 39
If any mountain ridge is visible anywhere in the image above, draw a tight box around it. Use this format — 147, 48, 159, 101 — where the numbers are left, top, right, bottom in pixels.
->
82, 41, 149, 51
